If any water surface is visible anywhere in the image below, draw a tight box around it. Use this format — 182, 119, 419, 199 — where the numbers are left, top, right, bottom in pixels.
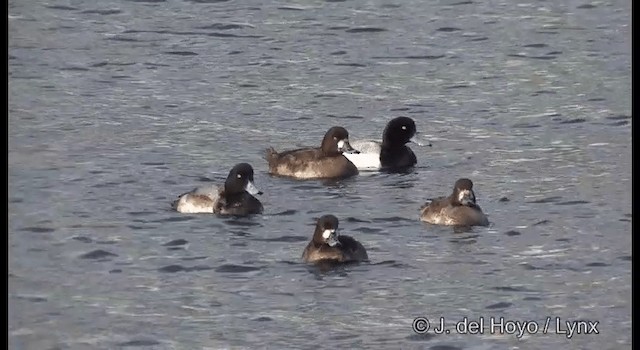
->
9, 0, 631, 349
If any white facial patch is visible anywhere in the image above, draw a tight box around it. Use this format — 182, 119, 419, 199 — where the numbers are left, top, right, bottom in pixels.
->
323, 229, 340, 246
337, 140, 345, 150
322, 229, 335, 239
402, 125, 407, 130
237, 174, 242, 178
458, 189, 475, 205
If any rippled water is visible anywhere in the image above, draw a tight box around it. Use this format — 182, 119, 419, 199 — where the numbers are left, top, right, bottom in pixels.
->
9, 0, 631, 349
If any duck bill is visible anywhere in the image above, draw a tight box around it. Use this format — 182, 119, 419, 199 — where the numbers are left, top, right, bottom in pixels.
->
323, 229, 341, 247
337, 139, 359, 154
326, 233, 341, 247
458, 189, 476, 205
245, 180, 263, 195
410, 136, 432, 147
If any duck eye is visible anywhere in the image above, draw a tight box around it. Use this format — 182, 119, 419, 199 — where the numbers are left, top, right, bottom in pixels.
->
402, 126, 407, 130
237, 174, 242, 178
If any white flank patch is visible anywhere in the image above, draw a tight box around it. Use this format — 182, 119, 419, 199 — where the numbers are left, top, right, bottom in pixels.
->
343, 153, 382, 170
176, 196, 214, 214
350, 140, 381, 154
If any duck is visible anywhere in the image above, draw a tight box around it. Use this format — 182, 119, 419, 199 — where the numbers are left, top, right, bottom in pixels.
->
172, 163, 263, 216
302, 214, 369, 263
344, 116, 427, 171
265, 126, 359, 179
420, 178, 489, 227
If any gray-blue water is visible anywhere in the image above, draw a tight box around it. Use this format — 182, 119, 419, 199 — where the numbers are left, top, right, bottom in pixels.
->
9, 0, 631, 349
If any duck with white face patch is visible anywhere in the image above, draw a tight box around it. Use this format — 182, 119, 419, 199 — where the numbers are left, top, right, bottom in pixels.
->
302, 214, 368, 264
419, 178, 489, 227
265, 126, 360, 180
